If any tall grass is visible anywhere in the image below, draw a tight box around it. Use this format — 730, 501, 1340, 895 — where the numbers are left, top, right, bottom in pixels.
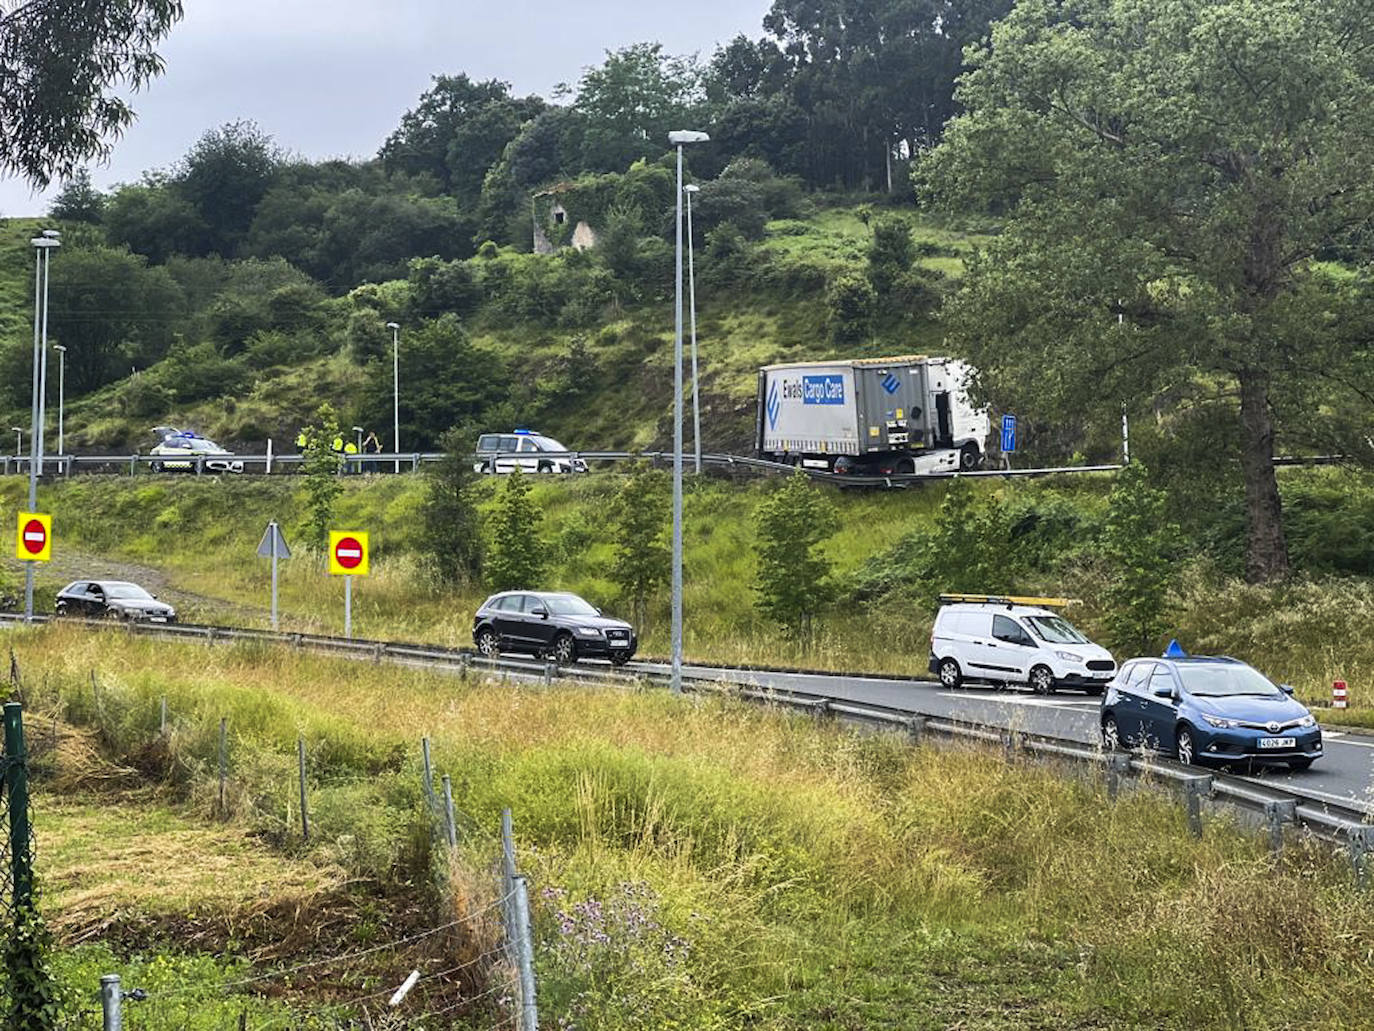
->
8, 624, 1374, 1029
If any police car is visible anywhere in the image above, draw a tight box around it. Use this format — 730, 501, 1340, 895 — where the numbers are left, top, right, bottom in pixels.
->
474, 430, 587, 474
149, 427, 244, 474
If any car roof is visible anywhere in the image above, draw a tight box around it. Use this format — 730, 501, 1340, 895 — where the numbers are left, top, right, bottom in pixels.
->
942, 603, 1056, 618
1125, 656, 1244, 667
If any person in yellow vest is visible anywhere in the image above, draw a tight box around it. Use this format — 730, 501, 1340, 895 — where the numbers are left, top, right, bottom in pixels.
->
343, 439, 359, 475
295, 429, 309, 451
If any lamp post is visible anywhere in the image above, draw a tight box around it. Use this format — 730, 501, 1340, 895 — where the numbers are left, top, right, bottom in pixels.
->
386, 321, 400, 473
53, 343, 66, 457
25, 230, 59, 620
683, 183, 702, 475
668, 129, 709, 696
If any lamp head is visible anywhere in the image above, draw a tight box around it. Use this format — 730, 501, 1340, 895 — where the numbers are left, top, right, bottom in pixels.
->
42, 229, 60, 238
29, 237, 60, 249
53, 344, 66, 352
683, 184, 700, 194
668, 130, 710, 145
385, 321, 400, 330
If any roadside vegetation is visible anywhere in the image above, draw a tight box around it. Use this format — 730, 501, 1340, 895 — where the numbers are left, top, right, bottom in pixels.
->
7, 624, 1374, 1029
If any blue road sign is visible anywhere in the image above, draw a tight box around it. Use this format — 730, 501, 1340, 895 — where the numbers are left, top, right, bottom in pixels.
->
1000, 414, 1017, 453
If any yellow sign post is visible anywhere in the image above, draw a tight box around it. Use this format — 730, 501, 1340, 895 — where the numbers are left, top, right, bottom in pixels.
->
328, 530, 369, 638
15, 512, 51, 563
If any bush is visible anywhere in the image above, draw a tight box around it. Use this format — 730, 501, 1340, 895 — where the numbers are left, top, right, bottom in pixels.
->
825, 272, 875, 344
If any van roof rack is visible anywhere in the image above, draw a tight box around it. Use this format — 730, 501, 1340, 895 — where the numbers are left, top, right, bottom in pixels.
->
937, 593, 1079, 608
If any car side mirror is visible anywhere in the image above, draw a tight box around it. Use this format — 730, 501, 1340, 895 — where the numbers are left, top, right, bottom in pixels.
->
534, 607, 548, 619
1279, 683, 1295, 695
1152, 685, 1174, 699
595, 607, 602, 616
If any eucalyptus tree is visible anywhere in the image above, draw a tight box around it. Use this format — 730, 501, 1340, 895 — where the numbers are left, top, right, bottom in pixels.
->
921, 0, 1374, 581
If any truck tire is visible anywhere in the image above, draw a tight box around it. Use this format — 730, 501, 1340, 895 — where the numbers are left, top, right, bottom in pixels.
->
895, 456, 916, 475
959, 443, 981, 470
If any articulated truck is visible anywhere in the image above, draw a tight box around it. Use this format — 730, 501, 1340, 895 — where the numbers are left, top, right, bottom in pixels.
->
755, 355, 989, 475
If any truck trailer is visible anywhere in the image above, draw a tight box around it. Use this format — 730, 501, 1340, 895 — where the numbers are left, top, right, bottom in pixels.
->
755, 355, 989, 475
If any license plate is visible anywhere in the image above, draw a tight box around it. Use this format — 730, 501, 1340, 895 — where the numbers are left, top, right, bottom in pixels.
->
1258, 737, 1295, 750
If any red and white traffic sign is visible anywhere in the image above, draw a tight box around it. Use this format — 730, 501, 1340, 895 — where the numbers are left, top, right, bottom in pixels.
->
328, 530, 369, 576
14, 512, 51, 562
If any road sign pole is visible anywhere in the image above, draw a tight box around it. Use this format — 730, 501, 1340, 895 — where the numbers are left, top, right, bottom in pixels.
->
270, 521, 279, 631
344, 574, 352, 640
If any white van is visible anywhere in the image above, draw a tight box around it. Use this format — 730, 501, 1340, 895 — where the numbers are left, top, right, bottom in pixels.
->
928, 595, 1116, 694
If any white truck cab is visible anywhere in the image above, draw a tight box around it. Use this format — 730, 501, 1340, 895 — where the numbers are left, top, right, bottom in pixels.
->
929, 594, 1117, 694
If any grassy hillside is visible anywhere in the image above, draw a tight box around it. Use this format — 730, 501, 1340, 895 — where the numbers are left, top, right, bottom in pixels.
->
8, 624, 1374, 1029
4, 468, 1374, 722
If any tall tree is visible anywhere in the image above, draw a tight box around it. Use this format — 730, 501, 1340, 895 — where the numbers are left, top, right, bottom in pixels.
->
421, 426, 483, 587
48, 168, 105, 222
920, 0, 1374, 582
485, 469, 546, 591
753, 471, 839, 641
1100, 463, 1179, 655
0, 0, 183, 187
175, 120, 282, 256
608, 463, 670, 630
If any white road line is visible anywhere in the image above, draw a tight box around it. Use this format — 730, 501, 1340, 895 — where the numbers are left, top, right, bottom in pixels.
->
1322, 734, 1374, 750
935, 692, 1098, 710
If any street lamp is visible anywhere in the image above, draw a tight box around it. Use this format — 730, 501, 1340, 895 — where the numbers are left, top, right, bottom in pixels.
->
386, 321, 400, 473
53, 343, 66, 457
684, 183, 702, 475
25, 229, 59, 620
668, 129, 709, 696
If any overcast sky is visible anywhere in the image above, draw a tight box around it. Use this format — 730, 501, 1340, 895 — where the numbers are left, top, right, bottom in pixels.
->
0, 0, 772, 217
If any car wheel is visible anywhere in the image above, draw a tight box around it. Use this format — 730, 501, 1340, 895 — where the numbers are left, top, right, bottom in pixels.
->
937, 657, 962, 689
1287, 758, 1313, 772
1102, 715, 1122, 751
959, 443, 981, 471
1029, 665, 1055, 695
552, 632, 577, 666
537, 461, 552, 474
1084, 684, 1105, 696
150, 461, 162, 473
609, 650, 630, 667
1176, 725, 1197, 766
55, 601, 67, 618
476, 628, 499, 657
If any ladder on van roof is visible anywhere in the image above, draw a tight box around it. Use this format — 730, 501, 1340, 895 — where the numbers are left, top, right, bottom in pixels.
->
937, 593, 1079, 608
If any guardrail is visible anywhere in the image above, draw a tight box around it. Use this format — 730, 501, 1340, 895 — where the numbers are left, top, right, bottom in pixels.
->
3, 611, 1369, 870
0, 447, 1127, 487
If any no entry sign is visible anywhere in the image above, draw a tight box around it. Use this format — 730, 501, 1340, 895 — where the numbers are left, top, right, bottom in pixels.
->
14, 511, 51, 562
328, 530, 369, 576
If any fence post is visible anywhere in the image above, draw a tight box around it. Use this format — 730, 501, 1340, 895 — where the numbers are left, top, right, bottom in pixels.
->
513, 874, 539, 1031
501, 808, 517, 954
218, 717, 228, 818
420, 737, 436, 810
100, 973, 123, 1031
159, 696, 167, 738
297, 736, 310, 843
441, 774, 457, 848
4, 703, 32, 906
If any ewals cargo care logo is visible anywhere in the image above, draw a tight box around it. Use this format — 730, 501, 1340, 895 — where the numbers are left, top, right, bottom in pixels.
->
766, 379, 782, 429
797, 375, 844, 405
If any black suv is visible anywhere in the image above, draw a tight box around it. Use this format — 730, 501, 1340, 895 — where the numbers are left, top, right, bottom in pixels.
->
472, 591, 636, 666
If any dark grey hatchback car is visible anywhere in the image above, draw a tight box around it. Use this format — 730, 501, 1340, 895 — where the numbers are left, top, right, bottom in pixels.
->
472, 591, 636, 666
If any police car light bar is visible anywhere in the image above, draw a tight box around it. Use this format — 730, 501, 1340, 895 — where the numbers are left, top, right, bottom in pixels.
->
938, 593, 1080, 608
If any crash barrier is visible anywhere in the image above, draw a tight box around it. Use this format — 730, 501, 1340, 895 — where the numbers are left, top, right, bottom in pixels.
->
2, 611, 1370, 878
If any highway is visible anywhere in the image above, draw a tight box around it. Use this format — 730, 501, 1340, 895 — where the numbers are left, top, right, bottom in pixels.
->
625, 658, 1374, 815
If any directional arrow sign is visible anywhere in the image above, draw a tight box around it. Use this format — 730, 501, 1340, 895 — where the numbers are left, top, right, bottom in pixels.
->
328, 530, 369, 576
15, 512, 51, 562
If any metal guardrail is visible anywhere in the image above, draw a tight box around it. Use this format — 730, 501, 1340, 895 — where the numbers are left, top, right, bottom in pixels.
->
2, 611, 1368, 856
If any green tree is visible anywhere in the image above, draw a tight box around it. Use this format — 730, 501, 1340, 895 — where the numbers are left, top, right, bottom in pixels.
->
920, 0, 1374, 582
1100, 463, 1179, 655
608, 464, 670, 629
867, 215, 914, 298
485, 469, 546, 591
571, 43, 704, 173
421, 427, 483, 587
174, 120, 282, 256
0, 0, 183, 187
299, 403, 343, 553
922, 480, 1020, 596
48, 168, 105, 222
753, 471, 839, 640
825, 272, 875, 345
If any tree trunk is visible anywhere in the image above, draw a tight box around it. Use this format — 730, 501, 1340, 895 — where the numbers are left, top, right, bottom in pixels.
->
1237, 367, 1289, 582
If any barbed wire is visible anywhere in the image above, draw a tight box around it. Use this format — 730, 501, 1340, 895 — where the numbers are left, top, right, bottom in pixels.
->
144, 888, 513, 1002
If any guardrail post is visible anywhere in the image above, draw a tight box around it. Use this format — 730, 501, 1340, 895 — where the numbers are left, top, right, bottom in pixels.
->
159, 696, 167, 738
297, 736, 310, 843
459, 653, 470, 677
128, 454, 136, 476
906, 716, 925, 745
1264, 800, 1296, 856
372, 643, 383, 664
542, 661, 553, 687
217, 717, 228, 819
1106, 753, 1130, 801
1349, 826, 1372, 889
100, 973, 122, 1031
1183, 777, 1208, 838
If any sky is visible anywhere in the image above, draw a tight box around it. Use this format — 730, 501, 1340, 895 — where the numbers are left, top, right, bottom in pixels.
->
0, 0, 773, 217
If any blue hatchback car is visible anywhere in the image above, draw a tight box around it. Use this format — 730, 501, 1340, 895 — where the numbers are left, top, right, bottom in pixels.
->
1100, 656, 1322, 771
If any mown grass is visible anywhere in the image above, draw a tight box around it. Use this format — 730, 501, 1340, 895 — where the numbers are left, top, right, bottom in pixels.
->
6, 623, 1374, 1029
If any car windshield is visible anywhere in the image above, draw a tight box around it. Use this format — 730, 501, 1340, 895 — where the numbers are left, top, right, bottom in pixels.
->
1025, 615, 1090, 644
543, 595, 597, 616
186, 438, 225, 453
533, 436, 566, 452
103, 583, 152, 600
1177, 664, 1284, 698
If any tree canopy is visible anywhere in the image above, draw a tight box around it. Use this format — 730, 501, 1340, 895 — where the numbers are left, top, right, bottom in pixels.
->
920, 0, 1374, 581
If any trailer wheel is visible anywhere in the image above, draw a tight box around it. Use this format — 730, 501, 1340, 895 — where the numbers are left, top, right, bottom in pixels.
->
895, 456, 916, 475
959, 443, 981, 470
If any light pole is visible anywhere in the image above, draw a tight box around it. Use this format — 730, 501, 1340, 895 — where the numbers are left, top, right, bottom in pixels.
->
35, 229, 58, 477
53, 343, 66, 457
25, 230, 59, 620
684, 183, 702, 475
386, 321, 400, 473
668, 129, 709, 696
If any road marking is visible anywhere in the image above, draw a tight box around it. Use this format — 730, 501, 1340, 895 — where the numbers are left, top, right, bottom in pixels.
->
935, 692, 1099, 711
1240, 778, 1373, 813
1321, 733, 1374, 750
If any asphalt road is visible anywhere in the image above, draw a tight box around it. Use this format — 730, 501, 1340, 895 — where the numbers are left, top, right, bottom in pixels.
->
624, 660, 1374, 814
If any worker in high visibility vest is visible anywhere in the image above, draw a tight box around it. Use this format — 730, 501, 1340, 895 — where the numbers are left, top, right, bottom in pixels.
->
296, 429, 309, 451
343, 439, 358, 475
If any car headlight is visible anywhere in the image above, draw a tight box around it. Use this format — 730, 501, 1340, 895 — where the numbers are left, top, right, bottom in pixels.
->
1299, 715, 1316, 728
1055, 651, 1083, 663
575, 626, 602, 637
1201, 713, 1241, 729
